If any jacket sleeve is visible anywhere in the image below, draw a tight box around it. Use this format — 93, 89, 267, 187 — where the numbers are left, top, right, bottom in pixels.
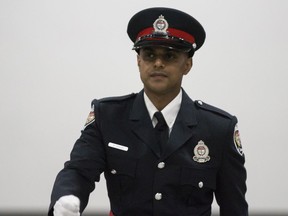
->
215, 116, 248, 216
48, 99, 106, 215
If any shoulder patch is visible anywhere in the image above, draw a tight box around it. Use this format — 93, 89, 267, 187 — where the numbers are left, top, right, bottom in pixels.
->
195, 100, 233, 119
98, 93, 136, 103
234, 124, 244, 156
84, 104, 95, 128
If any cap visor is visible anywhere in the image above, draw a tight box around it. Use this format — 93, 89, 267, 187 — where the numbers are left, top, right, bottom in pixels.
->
133, 39, 192, 52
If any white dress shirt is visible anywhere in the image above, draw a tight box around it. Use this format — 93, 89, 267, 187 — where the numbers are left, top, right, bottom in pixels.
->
143, 90, 182, 135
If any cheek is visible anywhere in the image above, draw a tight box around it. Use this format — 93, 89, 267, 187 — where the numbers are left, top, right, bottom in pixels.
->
137, 59, 144, 71
170, 65, 187, 77
138, 62, 150, 74
138, 65, 147, 81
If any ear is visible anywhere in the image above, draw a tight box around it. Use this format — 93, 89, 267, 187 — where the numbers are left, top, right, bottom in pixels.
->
183, 57, 193, 75
137, 55, 141, 67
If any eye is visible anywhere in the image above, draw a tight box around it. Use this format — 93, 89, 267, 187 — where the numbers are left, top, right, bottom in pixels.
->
148, 53, 155, 58
164, 52, 178, 61
142, 51, 156, 61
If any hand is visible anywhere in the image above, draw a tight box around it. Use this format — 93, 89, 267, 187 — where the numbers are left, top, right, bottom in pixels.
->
53, 195, 80, 216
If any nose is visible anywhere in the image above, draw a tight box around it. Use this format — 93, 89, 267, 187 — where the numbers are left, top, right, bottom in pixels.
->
154, 57, 165, 68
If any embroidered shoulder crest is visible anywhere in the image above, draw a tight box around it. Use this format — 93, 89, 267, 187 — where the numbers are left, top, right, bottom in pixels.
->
84, 104, 95, 128
234, 124, 244, 156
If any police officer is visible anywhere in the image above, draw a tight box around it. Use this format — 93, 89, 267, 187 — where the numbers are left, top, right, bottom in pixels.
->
49, 7, 248, 216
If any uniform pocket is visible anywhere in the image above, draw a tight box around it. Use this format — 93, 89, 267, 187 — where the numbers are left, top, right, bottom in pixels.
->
179, 167, 217, 209
105, 155, 138, 201
107, 156, 137, 177
180, 167, 217, 190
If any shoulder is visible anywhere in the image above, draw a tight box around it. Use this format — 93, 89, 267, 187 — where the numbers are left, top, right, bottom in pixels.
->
194, 100, 234, 120
92, 93, 137, 105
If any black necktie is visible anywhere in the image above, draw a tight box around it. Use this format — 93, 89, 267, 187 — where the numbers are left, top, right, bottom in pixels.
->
154, 111, 169, 153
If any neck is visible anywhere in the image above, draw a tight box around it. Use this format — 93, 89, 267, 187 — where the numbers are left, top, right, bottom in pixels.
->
144, 88, 181, 111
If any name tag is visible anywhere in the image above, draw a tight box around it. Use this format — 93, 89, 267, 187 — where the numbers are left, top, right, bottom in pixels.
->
108, 142, 129, 151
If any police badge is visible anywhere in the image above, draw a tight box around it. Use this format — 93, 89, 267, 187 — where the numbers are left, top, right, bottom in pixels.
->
153, 15, 169, 35
193, 140, 210, 163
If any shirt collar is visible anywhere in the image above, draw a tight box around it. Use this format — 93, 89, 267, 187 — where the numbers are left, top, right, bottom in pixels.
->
143, 89, 182, 130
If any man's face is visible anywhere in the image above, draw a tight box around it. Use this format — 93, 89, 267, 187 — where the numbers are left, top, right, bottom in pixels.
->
137, 47, 192, 96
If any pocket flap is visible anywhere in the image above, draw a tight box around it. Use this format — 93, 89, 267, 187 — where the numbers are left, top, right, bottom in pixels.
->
181, 167, 217, 189
107, 156, 137, 177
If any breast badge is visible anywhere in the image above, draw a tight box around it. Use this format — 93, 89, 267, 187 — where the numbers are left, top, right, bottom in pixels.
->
193, 140, 210, 163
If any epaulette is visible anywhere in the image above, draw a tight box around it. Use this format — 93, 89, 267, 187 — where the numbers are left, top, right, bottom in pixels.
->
194, 100, 233, 119
98, 93, 137, 103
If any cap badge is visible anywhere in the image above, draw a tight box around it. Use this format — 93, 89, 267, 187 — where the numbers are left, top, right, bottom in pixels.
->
234, 124, 244, 156
153, 15, 169, 35
193, 140, 210, 163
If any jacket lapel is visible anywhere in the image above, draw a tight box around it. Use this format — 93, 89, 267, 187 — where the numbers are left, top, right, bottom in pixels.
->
129, 90, 161, 158
129, 89, 198, 159
162, 90, 198, 160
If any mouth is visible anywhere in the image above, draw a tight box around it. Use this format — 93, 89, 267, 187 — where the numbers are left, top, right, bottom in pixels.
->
150, 71, 168, 78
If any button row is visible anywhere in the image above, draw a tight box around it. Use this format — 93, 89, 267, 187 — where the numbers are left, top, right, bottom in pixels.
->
155, 162, 164, 201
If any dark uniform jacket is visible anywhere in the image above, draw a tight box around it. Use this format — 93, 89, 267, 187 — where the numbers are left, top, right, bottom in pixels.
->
49, 89, 248, 216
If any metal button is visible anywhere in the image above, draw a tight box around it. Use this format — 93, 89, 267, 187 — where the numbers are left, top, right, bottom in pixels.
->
157, 162, 165, 169
155, 193, 162, 200
197, 100, 203, 105
111, 169, 117, 174
198, 181, 203, 188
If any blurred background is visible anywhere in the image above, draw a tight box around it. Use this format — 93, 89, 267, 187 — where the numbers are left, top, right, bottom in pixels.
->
1, 0, 288, 215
